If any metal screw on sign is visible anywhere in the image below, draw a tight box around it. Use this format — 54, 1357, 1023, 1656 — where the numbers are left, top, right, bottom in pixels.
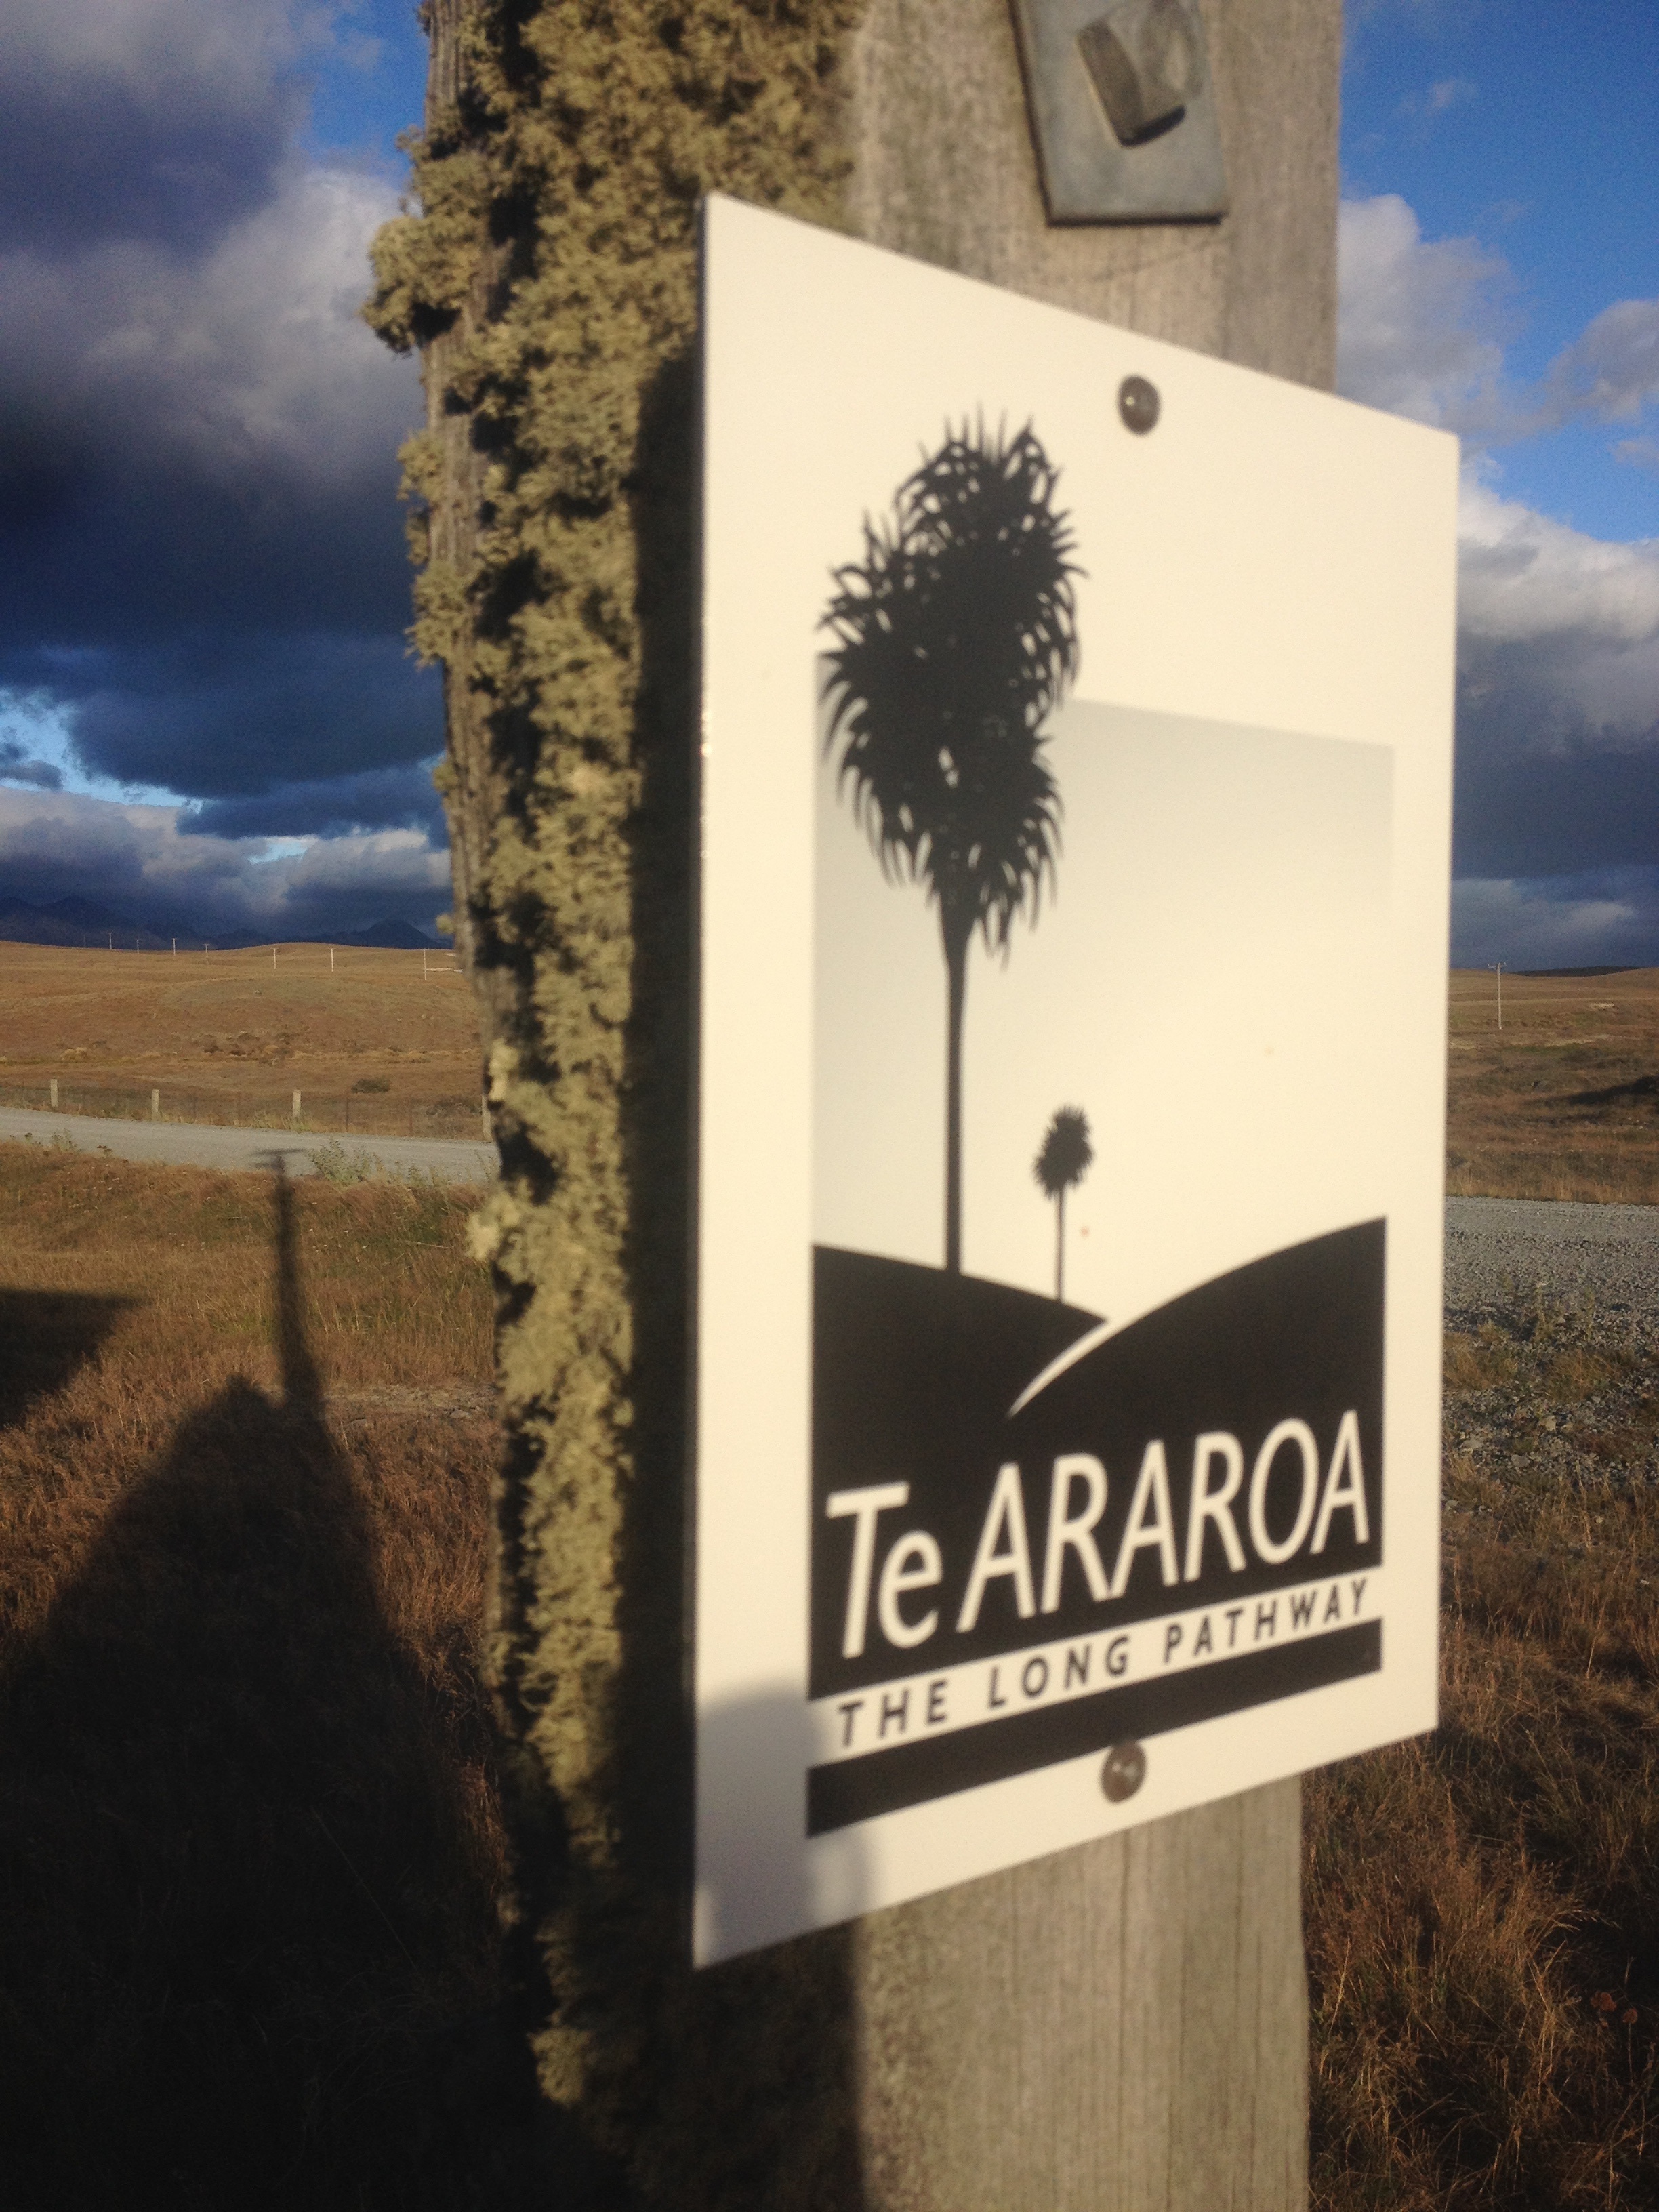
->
1118, 375, 1160, 434
1100, 1740, 1147, 1802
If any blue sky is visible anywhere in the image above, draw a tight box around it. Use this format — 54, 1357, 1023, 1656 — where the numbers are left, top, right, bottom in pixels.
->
302, 0, 427, 168
0, 2, 1656, 961
1333, 1, 1659, 966
1343, 0, 1659, 539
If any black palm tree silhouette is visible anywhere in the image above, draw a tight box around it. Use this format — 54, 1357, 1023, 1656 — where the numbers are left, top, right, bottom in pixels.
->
823, 422, 1080, 1273
1033, 1106, 1093, 1302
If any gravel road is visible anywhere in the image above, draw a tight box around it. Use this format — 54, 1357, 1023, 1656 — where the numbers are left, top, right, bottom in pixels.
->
0, 1105, 496, 1185
1446, 1195, 1659, 1320
3, 1115, 1653, 1299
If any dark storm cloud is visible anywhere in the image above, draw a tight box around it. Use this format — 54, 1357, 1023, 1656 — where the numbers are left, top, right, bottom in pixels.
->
1453, 745, 1659, 877
0, 734, 62, 790
1452, 478, 1659, 879
1451, 867, 1659, 971
0, 0, 309, 254
3, 634, 443, 801
179, 761, 444, 842
0, 178, 422, 599
0, 160, 423, 653
0, 1, 438, 859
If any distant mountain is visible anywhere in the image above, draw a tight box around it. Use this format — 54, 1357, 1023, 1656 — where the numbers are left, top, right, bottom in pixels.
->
342, 918, 441, 950
0, 895, 196, 950
1514, 964, 1638, 978
0, 895, 439, 952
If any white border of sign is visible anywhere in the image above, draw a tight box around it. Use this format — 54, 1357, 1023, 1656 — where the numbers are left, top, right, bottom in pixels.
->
695, 193, 1457, 1967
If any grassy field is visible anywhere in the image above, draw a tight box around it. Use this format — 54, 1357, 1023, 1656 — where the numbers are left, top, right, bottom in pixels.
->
9, 949, 1659, 2205
0, 941, 482, 1134
10, 944, 1659, 1191
1449, 966, 1659, 1203
1307, 1297, 1659, 2209
0, 1142, 552, 2209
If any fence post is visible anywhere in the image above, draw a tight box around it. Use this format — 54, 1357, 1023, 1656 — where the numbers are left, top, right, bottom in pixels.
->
50, 1078, 58, 1111
292, 1089, 302, 1127
373, 0, 1338, 2198
152, 1088, 160, 1122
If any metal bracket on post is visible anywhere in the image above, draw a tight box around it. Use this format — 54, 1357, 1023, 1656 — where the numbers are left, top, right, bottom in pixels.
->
1009, 0, 1228, 224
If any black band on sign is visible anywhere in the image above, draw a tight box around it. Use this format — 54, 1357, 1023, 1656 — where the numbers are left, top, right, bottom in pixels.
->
806, 1618, 1381, 1835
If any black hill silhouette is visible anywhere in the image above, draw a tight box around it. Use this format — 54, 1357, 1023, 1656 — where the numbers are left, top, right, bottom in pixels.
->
0, 1166, 548, 2209
823, 422, 1080, 1274
1033, 1106, 1094, 1303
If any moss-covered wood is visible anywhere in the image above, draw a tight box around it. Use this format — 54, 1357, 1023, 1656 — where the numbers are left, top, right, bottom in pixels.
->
367, 5, 869, 2201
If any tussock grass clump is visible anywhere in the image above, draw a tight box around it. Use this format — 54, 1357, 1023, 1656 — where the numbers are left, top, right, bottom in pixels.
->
0, 1144, 546, 2210
1309, 1295, 1659, 2209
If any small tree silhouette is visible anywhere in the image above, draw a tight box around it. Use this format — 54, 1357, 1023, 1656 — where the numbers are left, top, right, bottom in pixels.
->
1033, 1107, 1093, 1303
822, 422, 1080, 1273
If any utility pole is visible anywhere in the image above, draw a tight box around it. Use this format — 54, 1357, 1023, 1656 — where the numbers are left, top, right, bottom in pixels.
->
369, 3, 1336, 2201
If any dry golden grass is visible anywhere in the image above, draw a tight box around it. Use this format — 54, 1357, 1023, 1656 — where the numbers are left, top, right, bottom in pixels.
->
1308, 1307, 1659, 2209
12, 1107, 1659, 2204
0, 1143, 548, 2210
1449, 967, 1659, 1203
0, 940, 481, 1129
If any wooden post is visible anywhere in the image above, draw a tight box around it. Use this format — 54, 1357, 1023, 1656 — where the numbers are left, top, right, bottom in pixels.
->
49, 1078, 58, 1111
152, 1088, 161, 1122
369, 2, 1336, 2200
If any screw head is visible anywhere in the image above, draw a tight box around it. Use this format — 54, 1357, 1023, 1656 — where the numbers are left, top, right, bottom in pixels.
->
1100, 1740, 1147, 1802
1118, 375, 1160, 434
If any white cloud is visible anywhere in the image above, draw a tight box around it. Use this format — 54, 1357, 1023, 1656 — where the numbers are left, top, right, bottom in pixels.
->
0, 0, 362, 131
1457, 477, 1659, 653
1454, 479, 1659, 792
1397, 76, 1477, 122
1338, 195, 1659, 453
1, 156, 416, 497
1337, 194, 1517, 434
1337, 193, 1659, 882
1544, 297, 1659, 427
0, 784, 449, 936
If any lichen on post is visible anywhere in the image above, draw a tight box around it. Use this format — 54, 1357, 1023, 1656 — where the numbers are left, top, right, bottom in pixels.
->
365, 2, 869, 2199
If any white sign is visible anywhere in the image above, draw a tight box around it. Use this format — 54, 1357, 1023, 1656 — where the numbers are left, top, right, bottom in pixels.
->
695, 194, 1457, 1965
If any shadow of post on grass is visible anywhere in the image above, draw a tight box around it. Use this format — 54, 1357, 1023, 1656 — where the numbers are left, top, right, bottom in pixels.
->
0, 1162, 543, 2211
0, 1289, 131, 1433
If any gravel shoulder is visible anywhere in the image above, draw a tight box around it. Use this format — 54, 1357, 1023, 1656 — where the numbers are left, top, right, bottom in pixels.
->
0, 1105, 496, 1185
1446, 1195, 1659, 1320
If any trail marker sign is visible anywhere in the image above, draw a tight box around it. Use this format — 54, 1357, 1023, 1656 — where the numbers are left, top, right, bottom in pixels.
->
693, 195, 1456, 1967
